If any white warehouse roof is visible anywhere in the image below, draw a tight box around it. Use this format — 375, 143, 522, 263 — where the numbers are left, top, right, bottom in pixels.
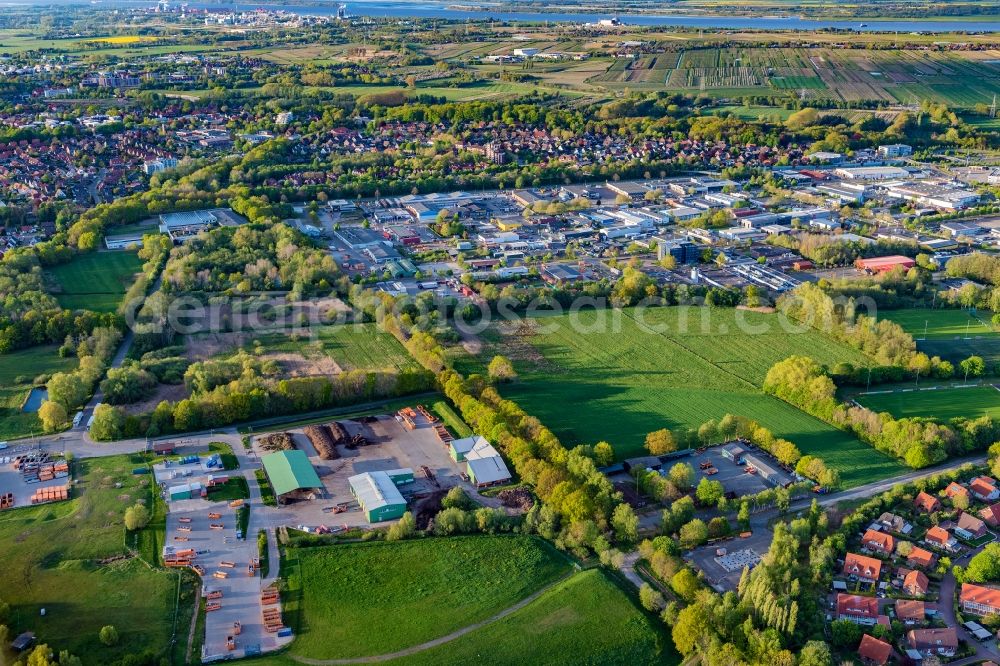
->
348, 471, 406, 511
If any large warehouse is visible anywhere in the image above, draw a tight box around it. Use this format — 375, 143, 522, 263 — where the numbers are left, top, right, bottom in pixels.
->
260, 450, 323, 504
349, 471, 408, 523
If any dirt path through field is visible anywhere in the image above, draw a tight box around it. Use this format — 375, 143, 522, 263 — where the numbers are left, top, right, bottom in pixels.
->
287, 573, 575, 665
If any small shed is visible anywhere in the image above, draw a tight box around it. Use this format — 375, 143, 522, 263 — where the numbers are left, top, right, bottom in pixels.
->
11, 632, 35, 652
153, 442, 175, 455
168, 484, 192, 501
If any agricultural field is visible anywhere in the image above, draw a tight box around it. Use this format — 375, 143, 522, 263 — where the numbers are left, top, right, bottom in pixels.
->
857, 385, 1000, 422
282, 536, 573, 660
0, 345, 77, 440
238, 568, 671, 666
456, 306, 904, 487
0, 454, 189, 663
581, 45, 1000, 107
47, 251, 144, 313
879, 308, 1000, 367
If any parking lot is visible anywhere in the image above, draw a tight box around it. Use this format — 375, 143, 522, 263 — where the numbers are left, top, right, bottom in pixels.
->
165, 498, 292, 660
692, 448, 777, 498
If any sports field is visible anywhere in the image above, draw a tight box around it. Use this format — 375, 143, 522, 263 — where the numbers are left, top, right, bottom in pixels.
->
284, 536, 573, 659
880, 308, 1000, 367
0, 345, 77, 440
857, 385, 1000, 422
48, 251, 144, 312
880, 308, 996, 339
458, 306, 902, 487
0, 454, 187, 663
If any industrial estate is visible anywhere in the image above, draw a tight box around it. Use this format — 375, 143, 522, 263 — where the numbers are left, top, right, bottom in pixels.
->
3, 1, 1000, 665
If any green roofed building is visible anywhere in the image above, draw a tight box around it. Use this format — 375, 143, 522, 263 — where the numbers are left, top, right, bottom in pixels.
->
261, 450, 323, 503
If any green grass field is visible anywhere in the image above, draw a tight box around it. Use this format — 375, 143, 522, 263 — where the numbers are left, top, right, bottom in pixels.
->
879, 308, 1000, 367
0, 345, 77, 440
880, 308, 996, 339
249, 323, 420, 372
237, 568, 672, 666
286, 536, 573, 660
457, 306, 902, 487
47, 251, 144, 313
0, 454, 187, 663
394, 569, 674, 666
857, 385, 1000, 422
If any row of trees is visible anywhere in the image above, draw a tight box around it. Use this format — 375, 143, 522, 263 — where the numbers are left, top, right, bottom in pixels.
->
38, 327, 122, 432
763, 355, 999, 468
644, 412, 840, 488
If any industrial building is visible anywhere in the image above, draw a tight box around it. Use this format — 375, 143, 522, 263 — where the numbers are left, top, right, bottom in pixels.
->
159, 209, 219, 243
855, 255, 916, 274
260, 450, 323, 503
349, 471, 408, 523
464, 438, 511, 487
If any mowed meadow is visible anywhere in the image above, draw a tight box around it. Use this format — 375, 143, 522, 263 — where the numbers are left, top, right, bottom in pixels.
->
458, 306, 903, 487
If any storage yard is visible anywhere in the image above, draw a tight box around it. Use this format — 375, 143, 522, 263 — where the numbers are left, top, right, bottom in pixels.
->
0, 447, 72, 512
249, 407, 486, 530
164, 498, 294, 660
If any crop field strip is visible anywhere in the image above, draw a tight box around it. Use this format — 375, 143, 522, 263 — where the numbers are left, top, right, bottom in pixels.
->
464, 307, 901, 487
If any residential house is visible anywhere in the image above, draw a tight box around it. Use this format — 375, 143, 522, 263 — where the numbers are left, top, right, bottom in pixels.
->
980, 502, 1000, 527
956, 511, 989, 539
961, 583, 1000, 617
906, 628, 958, 658
945, 482, 971, 502
858, 633, 892, 666
895, 599, 926, 625
915, 491, 941, 513
836, 593, 880, 625
925, 525, 958, 551
903, 570, 930, 596
843, 553, 882, 583
971, 476, 1000, 502
862, 529, 896, 556
907, 547, 937, 570
878, 512, 912, 534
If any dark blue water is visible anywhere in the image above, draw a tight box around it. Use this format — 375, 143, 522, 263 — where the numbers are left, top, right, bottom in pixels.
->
22, 387, 47, 413
178, 0, 999, 32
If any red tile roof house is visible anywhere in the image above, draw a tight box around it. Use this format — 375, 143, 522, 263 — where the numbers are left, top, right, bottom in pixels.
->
925, 525, 958, 552
843, 553, 883, 583
915, 491, 941, 513
956, 511, 989, 539
961, 583, 1000, 617
862, 528, 895, 556
945, 481, 971, 501
895, 599, 926, 625
858, 633, 892, 666
837, 593, 880, 625
906, 627, 958, 658
970, 476, 1000, 502
980, 502, 1000, 527
906, 546, 937, 570
903, 570, 930, 596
